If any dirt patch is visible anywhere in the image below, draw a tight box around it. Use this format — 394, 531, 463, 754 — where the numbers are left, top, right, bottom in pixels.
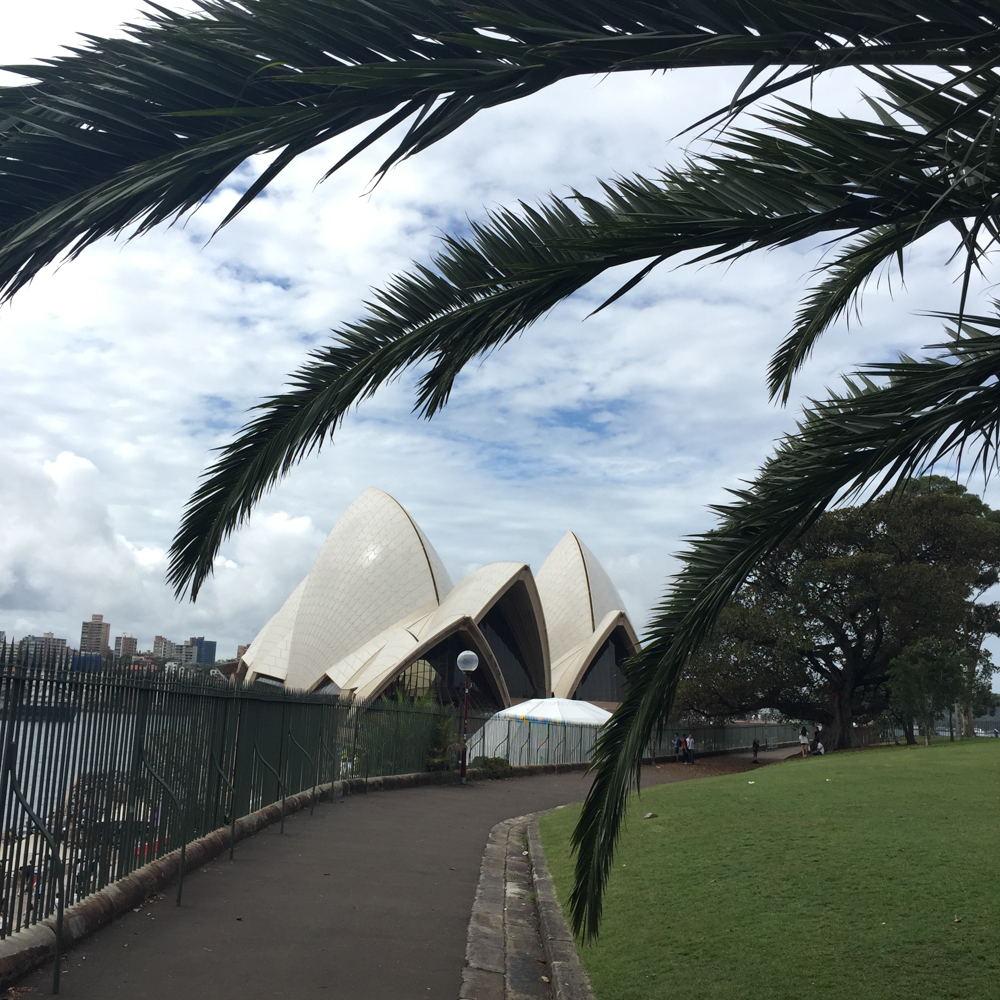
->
636, 753, 773, 789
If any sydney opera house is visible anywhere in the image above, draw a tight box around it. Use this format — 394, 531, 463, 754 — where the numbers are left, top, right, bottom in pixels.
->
238, 489, 638, 711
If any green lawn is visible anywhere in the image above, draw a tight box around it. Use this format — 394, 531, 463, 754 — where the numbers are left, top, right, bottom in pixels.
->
539, 741, 999, 1000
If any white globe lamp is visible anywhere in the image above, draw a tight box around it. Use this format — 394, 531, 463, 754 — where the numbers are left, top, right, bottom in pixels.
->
456, 649, 479, 783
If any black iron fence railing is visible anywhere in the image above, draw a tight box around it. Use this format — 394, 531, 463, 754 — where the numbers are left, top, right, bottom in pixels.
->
0, 642, 491, 951
649, 723, 807, 757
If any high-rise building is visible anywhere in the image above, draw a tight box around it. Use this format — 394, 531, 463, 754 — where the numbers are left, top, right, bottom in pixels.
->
0, 630, 6, 649
20, 633, 69, 662
195, 638, 216, 665
153, 635, 181, 659
114, 633, 138, 659
42, 632, 67, 658
153, 635, 217, 666
19, 635, 46, 660
80, 615, 110, 655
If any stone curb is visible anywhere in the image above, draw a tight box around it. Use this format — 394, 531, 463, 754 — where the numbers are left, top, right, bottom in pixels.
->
462, 806, 595, 1000
461, 810, 546, 1000
0, 761, 589, 989
527, 813, 595, 1000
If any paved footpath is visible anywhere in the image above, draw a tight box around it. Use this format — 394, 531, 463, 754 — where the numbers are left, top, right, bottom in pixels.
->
19, 759, 755, 999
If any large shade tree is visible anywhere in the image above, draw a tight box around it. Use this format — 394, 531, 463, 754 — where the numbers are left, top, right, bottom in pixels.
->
675, 478, 1000, 747
4, 0, 1000, 936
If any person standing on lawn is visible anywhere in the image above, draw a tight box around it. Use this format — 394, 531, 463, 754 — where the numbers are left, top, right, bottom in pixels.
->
752, 737, 760, 763
686, 733, 695, 764
673, 733, 683, 762
799, 726, 810, 757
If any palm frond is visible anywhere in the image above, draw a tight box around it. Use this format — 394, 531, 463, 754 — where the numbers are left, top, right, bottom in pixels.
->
1, 0, 998, 300
569, 316, 1000, 939
768, 224, 916, 403
167, 80, 1000, 598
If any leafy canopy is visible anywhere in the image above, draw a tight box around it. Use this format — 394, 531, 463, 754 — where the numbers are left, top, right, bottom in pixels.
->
676, 477, 1000, 748
887, 637, 968, 745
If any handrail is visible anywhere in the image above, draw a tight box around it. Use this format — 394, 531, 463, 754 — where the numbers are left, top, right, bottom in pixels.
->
5, 746, 65, 995
141, 754, 187, 906
209, 750, 237, 860
287, 730, 317, 815
253, 745, 285, 834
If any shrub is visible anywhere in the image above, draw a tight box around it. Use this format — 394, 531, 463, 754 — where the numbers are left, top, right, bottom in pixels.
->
471, 755, 514, 779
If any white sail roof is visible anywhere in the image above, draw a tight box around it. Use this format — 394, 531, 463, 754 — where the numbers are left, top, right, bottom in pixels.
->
240, 576, 308, 684
241, 492, 635, 705
283, 488, 453, 690
535, 532, 628, 663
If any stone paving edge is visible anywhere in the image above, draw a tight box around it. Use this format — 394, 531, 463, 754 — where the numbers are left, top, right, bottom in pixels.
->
0, 761, 589, 989
526, 812, 596, 1000
462, 806, 596, 1000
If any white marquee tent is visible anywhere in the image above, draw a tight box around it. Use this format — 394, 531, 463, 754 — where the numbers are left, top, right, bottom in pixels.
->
469, 698, 612, 766
492, 697, 612, 725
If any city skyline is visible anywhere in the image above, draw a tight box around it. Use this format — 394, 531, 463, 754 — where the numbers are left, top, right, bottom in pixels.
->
1, 615, 228, 663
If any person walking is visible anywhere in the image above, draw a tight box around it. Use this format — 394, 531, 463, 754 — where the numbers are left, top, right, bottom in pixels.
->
799, 726, 810, 757
685, 733, 695, 764
751, 737, 760, 763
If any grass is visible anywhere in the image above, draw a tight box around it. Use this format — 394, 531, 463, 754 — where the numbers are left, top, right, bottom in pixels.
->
539, 741, 999, 1000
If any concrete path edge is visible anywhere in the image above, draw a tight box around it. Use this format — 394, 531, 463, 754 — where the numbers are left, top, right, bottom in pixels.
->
527, 813, 595, 1000
462, 808, 595, 1000
0, 761, 589, 989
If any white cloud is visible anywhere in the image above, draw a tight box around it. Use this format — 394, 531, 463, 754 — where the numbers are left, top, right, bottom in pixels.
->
43, 451, 97, 486
1, 5, 997, 694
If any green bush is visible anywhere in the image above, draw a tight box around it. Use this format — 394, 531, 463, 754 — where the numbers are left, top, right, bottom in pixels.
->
471, 755, 514, 779
426, 715, 457, 771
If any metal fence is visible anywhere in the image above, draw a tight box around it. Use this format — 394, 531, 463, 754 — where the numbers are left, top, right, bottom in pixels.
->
649, 722, 806, 757
468, 717, 808, 766
0, 643, 487, 959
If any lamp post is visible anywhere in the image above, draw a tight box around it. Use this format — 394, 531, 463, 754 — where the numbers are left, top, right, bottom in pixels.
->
456, 650, 479, 784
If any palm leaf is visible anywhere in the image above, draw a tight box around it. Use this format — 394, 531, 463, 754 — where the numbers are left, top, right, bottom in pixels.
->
1, 0, 999, 300
167, 82, 1000, 596
767, 224, 916, 403
569, 317, 1000, 938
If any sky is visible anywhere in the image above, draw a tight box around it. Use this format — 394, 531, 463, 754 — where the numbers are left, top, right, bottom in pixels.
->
2, 3, 999, 683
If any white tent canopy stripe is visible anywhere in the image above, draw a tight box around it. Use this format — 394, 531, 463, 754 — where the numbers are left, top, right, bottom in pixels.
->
492, 697, 612, 725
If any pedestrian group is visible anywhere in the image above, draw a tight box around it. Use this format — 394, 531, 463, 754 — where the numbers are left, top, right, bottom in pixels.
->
673, 732, 696, 764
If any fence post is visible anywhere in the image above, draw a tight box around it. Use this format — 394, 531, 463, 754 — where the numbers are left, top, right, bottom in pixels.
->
141, 754, 187, 906
121, 684, 151, 886
209, 749, 237, 861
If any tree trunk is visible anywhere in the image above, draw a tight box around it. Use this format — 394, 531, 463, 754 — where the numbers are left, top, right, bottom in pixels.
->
830, 681, 860, 749
904, 717, 917, 745
958, 699, 975, 739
